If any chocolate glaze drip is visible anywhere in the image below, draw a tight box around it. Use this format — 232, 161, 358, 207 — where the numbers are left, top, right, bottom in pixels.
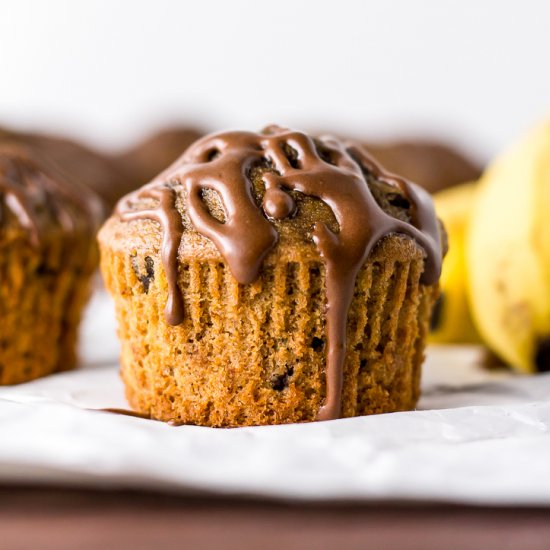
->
118, 126, 442, 421
0, 145, 103, 245
118, 186, 185, 325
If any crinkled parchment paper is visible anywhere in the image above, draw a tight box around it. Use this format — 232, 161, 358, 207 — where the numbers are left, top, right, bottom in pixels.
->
1, 290, 549, 504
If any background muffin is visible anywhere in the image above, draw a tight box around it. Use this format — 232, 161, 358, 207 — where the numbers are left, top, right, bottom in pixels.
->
115, 126, 204, 193
99, 126, 444, 427
0, 125, 126, 209
0, 144, 103, 384
0, 124, 205, 211
362, 139, 482, 194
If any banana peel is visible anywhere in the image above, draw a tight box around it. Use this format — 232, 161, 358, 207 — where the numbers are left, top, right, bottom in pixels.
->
466, 121, 550, 373
430, 182, 481, 344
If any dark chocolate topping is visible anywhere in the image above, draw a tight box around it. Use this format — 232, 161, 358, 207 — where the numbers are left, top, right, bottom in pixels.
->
0, 125, 125, 210
117, 126, 443, 421
0, 144, 103, 246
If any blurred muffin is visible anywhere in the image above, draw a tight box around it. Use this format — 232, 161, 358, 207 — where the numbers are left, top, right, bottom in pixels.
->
99, 126, 444, 427
363, 140, 482, 194
116, 126, 203, 190
0, 144, 103, 384
0, 125, 125, 210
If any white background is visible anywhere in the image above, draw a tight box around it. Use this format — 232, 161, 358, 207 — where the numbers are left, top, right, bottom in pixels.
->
1, 0, 549, 161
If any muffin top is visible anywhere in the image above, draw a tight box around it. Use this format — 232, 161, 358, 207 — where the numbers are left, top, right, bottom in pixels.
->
362, 139, 482, 194
115, 125, 443, 316
0, 144, 104, 247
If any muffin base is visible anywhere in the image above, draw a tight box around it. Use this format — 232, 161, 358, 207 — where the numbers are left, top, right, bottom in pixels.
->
0, 233, 94, 384
101, 229, 437, 427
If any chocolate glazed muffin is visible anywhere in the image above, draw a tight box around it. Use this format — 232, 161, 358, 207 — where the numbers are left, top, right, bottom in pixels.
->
362, 140, 482, 194
99, 126, 444, 427
0, 125, 126, 210
0, 145, 103, 384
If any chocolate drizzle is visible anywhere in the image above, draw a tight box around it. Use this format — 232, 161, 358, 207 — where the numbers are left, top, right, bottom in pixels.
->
118, 186, 185, 325
0, 144, 103, 246
117, 126, 443, 421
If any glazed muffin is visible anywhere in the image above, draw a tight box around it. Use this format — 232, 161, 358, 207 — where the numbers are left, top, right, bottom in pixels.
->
362, 139, 482, 194
0, 125, 126, 209
0, 144, 103, 384
99, 126, 444, 427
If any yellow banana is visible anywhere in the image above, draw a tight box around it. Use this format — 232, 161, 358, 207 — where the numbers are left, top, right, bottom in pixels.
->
430, 182, 481, 344
466, 121, 550, 373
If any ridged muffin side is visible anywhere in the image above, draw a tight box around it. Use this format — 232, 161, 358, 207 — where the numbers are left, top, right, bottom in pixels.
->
100, 217, 436, 426
0, 232, 95, 384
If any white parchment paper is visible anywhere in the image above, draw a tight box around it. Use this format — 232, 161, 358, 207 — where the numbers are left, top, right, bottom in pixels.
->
1, 290, 550, 504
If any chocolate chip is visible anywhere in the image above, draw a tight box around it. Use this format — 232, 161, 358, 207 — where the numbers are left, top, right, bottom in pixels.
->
311, 337, 324, 351
271, 366, 294, 391
140, 256, 155, 293
144, 256, 154, 276
387, 193, 411, 210
310, 266, 321, 278
131, 255, 155, 293
36, 263, 58, 276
